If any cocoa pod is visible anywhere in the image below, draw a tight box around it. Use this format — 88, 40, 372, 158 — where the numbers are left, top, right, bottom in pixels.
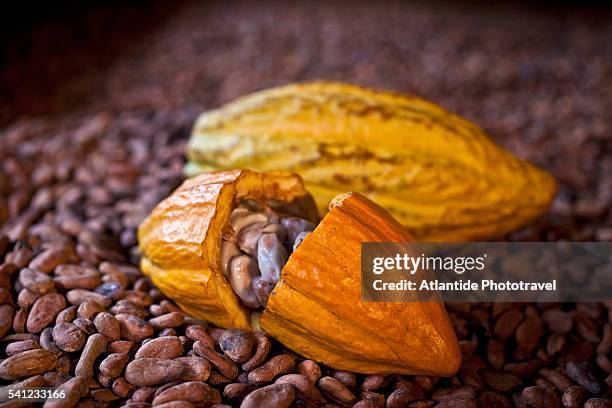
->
187, 82, 557, 242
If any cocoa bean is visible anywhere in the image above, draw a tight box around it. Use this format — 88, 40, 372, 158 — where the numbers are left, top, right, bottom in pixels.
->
240, 383, 295, 408
56, 305, 77, 324
42, 376, 87, 408
29, 246, 73, 273
584, 399, 612, 408
361, 375, 386, 392
539, 368, 573, 392
115, 314, 154, 341
184, 326, 215, 348
561, 386, 589, 408
124, 359, 185, 387
66, 289, 111, 307
219, 330, 254, 363
223, 383, 256, 405
0, 304, 15, 337
93, 311, 121, 340
481, 370, 522, 392
333, 371, 357, 389
75, 333, 108, 378
319, 376, 357, 406
91, 388, 120, 402
112, 377, 134, 398
100, 353, 130, 379
53, 322, 87, 352
241, 332, 271, 371
27, 293, 67, 333
566, 361, 601, 394
77, 300, 106, 320
247, 354, 295, 385
5, 339, 40, 356
152, 382, 216, 405
521, 385, 561, 408
108, 340, 136, 353
193, 342, 239, 379
0, 349, 57, 380
148, 312, 184, 329
72, 317, 96, 335
494, 309, 524, 340
135, 336, 183, 359
18, 268, 54, 294
543, 310, 574, 334
276, 374, 324, 402
477, 391, 511, 408
173, 356, 211, 382
297, 359, 322, 385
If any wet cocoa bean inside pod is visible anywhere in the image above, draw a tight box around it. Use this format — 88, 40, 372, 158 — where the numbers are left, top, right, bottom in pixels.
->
240, 383, 296, 408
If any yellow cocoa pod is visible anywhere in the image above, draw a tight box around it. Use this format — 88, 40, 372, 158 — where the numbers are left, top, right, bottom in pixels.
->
186, 82, 557, 241
138, 169, 460, 375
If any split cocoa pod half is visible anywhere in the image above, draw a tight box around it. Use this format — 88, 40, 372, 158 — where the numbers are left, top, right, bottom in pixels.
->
186, 81, 557, 242
138, 169, 460, 376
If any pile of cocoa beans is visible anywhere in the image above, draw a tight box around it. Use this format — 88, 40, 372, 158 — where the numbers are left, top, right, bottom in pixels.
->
1, 112, 611, 407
